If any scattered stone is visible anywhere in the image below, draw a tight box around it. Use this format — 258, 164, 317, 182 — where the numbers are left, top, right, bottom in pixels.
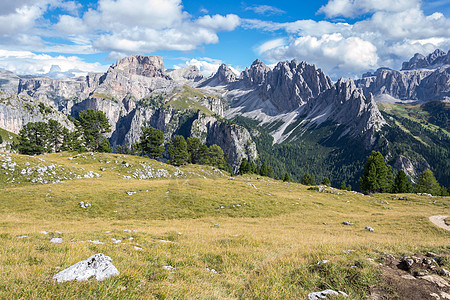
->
50, 238, 63, 243
365, 226, 374, 232
343, 221, 354, 225
426, 252, 438, 257
40, 231, 48, 235
401, 274, 416, 280
17, 235, 28, 239
438, 268, 450, 277
206, 267, 217, 274
126, 191, 136, 195
111, 238, 122, 244
159, 240, 175, 243
214, 224, 220, 228
342, 250, 355, 254
323, 222, 328, 225
53, 253, 119, 282
162, 266, 175, 271
89, 240, 104, 245
79, 201, 92, 208
317, 260, 329, 265
423, 258, 433, 265
308, 289, 348, 299
134, 246, 143, 251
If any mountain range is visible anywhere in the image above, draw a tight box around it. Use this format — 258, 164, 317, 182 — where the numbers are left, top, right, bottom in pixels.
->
0, 50, 449, 188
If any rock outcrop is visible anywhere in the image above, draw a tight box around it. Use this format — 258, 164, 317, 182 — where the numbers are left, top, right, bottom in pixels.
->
402, 49, 450, 70
356, 49, 450, 102
302, 78, 386, 142
53, 253, 119, 282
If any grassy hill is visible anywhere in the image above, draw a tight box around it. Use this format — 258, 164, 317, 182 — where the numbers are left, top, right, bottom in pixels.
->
0, 152, 449, 299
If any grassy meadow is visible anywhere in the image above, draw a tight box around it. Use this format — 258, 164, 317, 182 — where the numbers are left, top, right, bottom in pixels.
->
0, 152, 449, 299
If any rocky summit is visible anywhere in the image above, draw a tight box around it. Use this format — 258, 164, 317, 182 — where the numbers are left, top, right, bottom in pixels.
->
0, 50, 449, 184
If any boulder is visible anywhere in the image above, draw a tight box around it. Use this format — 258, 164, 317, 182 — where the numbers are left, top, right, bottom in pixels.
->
53, 253, 119, 282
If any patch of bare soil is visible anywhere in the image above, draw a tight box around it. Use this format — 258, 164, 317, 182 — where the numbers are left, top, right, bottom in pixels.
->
367, 253, 450, 300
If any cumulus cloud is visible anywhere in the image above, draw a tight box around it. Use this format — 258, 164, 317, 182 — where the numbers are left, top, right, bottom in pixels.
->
176, 58, 240, 77
318, 0, 421, 18
245, 5, 285, 16
259, 34, 378, 77
251, 1, 450, 78
0, 50, 108, 77
53, 0, 240, 54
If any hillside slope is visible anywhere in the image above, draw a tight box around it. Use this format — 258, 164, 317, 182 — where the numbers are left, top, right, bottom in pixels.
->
0, 152, 449, 299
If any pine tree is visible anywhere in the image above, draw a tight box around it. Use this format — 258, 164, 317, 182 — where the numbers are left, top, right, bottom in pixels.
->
340, 182, 347, 190
16, 122, 48, 155
77, 109, 111, 152
322, 177, 331, 186
415, 169, 441, 195
239, 158, 251, 175
47, 119, 64, 153
197, 144, 210, 165
139, 126, 165, 158
359, 151, 393, 194
187, 137, 202, 164
167, 135, 188, 166
208, 144, 229, 170
392, 170, 412, 193
301, 173, 315, 185
283, 172, 290, 182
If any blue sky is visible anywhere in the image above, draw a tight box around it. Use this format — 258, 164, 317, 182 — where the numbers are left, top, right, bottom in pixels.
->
0, 0, 449, 79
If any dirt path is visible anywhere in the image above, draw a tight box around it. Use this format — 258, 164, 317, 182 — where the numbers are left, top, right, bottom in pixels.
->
429, 215, 450, 231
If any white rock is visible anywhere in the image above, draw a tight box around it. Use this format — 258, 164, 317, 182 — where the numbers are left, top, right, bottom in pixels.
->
53, 253, 119, 282
134, 246, 143, 251
317, 260, 329, 265
89, 240, 104, 245
365, 226, 374, 232
40, 231, 48, 235
17, 235, 28, 239
50, 238, 63, 243
162, 266, 175, 271
308, 289, 348, 299
111, 238, 122, 244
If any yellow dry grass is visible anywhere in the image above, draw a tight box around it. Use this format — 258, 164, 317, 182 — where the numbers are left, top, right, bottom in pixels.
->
0, 152, 448, 299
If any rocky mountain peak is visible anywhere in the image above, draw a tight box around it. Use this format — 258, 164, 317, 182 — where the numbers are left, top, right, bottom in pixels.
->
243, 59, 271, 86
402, 49, 450, 70
110, 55, 166, 77
261, 59, 333, 111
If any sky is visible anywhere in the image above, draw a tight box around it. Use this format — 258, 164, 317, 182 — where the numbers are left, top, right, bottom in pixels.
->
0, 0, 449, 80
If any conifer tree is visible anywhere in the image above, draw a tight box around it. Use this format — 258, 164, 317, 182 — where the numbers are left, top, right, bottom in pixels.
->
283, 172, 290, 182
47, 119, 64, 153
167, 135, 188, 166
187, 137, 202, 163
392, 170, 412, 193
77, 109, 111, 152
0, 134, 3, 144
208, 144, 229, 170
239, 158, 251, 175
415, 169, 440, 195
340, 181, 347, 190
139, 126, 165, 158
359, 151, 393, 194
16, 122, 48, 155
301, 173, 315, 185
322, 177, 331, 186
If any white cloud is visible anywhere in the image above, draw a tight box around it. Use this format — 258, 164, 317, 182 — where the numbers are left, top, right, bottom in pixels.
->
0, 50, 108, 77
176, 58, 240, 77
245, 5, 285, 16
52, 0, 240, 54
318, 0, 421, 18
259, 34, 378, 77
252, 2, 450, 77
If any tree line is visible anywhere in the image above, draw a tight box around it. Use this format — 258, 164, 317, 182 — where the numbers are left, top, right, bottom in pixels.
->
14, 109, 231, 172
